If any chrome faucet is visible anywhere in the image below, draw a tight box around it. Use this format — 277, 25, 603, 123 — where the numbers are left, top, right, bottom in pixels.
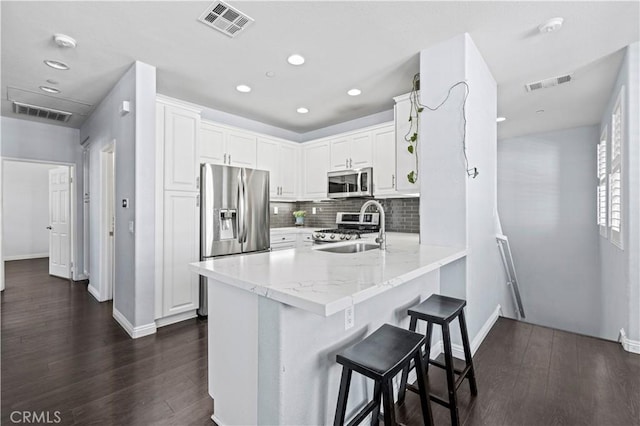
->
360, 200, 386, 250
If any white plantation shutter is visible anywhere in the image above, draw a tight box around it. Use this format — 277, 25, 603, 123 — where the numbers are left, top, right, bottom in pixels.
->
597, 128, 608, 237
609, 89, 623, 248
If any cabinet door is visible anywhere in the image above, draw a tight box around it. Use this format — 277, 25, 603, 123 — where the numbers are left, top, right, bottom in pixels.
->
227, 130, 257, 168
330, 137, 350, 171
164, 106, 200, 191
200, 122, 226, 165
163, 190, 199, 316
351, 132, 372, 168
303, 142, 331, 199
256, 138, 280, 198
279, 144, 297, 199
372, 125, 397, 196
395, 99, 420, 193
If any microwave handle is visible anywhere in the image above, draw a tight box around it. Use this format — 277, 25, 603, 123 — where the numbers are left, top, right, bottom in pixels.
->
357, 170, 363, 193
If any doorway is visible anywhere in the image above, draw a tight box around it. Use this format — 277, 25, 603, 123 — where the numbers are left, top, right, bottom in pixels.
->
1, 159, 76, 281
100, 145, 115, 301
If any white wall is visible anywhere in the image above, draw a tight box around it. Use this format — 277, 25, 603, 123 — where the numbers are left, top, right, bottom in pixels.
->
498, 126, 602, 337
419, 33, 515, 345
80, 61, 157, 335
2, 161, 60, 260
599, 41, 640, 344
1, 117, 82, 278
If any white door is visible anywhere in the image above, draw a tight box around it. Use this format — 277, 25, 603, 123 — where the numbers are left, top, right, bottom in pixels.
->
48, 167, 70, 278
330, 137, 350, 171
226, 130, 257, 168
372, 126, 397, 196
200, 121, 227, 165
278, 144, 297, 199
256, 138, 280, 198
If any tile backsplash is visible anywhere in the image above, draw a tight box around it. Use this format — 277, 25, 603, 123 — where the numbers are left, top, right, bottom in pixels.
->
269, 198, 419, 233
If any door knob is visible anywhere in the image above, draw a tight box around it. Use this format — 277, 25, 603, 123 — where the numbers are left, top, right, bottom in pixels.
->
46, 226, 53, 230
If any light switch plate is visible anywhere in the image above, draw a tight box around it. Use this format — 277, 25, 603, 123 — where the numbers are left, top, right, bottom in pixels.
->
345, 306, 354, 330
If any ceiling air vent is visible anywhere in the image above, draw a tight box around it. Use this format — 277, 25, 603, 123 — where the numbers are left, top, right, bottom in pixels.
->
525, 73, 573, 92
12, 101, 72, 123
198, 1, 254, 38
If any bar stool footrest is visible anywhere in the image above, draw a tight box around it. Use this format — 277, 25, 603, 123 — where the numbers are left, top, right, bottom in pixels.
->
406, 384, 452, 409
428, 359, 465, 376
346, 399, 379, 426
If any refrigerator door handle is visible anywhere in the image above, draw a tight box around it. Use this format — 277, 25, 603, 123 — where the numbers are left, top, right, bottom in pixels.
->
241, 169, 249, 243
237, 170, 245, 244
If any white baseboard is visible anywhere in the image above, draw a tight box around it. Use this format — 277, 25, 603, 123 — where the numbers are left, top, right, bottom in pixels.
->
87, 284, 103, 302
452, 304, 502, 359
4, 253, 48, 261
113, 307, 157, 339
619, 328, 640, 354
212, 414, 226, 426
156, 310, 198, 328
394, 340, 443, 396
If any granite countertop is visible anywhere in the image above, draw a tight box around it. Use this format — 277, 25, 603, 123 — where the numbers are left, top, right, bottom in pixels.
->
190, 233, 466, 316
269, 227, 318, 233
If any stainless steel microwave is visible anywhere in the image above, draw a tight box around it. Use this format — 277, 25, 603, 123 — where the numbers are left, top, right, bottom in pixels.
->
327, 167, 373, 198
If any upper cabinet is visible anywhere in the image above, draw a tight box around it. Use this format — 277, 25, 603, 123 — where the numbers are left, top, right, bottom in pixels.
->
200, 120, 257, 168
160, 103, 201, 192
394, 93, 420, 193
371, 123, 397, 196
257, 137, 298, 200
329, 131, 372, 171
302, 140, 331, 199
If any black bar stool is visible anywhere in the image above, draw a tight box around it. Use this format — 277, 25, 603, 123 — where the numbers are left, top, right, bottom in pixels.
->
333, 324, 433, 426
398, 294, 478, 426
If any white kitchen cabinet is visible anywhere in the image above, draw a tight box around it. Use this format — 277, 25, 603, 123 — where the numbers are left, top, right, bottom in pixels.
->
162, 190, 200, 317
329, 131, 372, 171
257, 137, 298, 200
200, 121, 226, 165
162, 104, 200, 191
372, 123, 397, 196
271, 232, 297, 251
200, 120, 257, 168
302, 140, 331, 199
394, 93, 420, 193
296, 232, 314, 248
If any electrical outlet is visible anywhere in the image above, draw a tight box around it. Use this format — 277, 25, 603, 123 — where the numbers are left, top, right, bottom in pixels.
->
345, 306, 354, 330
274, 206, 278, 214
312, 207, 317, 215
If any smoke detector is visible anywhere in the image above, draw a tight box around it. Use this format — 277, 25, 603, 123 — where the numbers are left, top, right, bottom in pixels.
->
525, 73, 573, 92
538, 17, 564, 33
53, 34, 77, 48
198, 1, 254, 38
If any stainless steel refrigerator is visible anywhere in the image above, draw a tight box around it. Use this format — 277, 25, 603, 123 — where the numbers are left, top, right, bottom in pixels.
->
198, 163, 270, 316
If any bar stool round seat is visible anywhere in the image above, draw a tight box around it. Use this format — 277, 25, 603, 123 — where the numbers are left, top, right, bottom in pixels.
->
399, 294, 478, 426
334, 324, 433, 426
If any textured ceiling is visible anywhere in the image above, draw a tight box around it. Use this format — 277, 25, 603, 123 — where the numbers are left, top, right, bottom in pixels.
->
1, 1, 638, 139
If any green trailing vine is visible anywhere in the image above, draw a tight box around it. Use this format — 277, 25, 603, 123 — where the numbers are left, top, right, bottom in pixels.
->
405, 74, 422, 184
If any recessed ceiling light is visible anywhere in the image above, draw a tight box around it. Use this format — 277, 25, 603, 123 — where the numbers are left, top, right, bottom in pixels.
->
265, 71, 275, 78
538, 17, 564, 33
536, 109, 545, 114
296, 107, 309, 114
53, 34, 77, 49
496, 117, 506, 123
46, 79, 59, 85
40, 86, 60, 94
347, 89, 362, 96
44, 60, 70, 70
236, 84, 251, 93
287, 54, 305, 66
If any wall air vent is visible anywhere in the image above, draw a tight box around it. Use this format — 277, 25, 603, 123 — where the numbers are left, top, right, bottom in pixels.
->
198, 1, 254, 38
525, 73, 573, 92
12, 101, 72, 123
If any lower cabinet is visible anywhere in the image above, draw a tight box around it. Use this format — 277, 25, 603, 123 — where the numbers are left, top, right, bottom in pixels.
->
271, 232, 297, 251
162, 190, 200, 318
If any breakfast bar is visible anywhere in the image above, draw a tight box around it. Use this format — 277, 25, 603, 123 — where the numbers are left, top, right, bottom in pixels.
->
190, 233, 466, 425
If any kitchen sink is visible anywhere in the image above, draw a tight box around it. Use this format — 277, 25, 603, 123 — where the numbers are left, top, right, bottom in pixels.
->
315, 242, 380, 254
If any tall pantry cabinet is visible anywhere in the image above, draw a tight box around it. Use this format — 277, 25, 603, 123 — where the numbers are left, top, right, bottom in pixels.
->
155, 97, 201, 326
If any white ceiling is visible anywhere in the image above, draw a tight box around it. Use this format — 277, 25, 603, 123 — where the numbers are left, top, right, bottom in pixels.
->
1, 1, 638, 140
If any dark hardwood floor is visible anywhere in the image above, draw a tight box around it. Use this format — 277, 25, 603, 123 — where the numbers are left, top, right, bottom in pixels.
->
1, 258, 211, 425
2, 258, 639, 426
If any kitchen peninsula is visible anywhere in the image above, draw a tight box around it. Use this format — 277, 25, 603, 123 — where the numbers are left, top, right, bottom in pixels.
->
190, 233, 466, 425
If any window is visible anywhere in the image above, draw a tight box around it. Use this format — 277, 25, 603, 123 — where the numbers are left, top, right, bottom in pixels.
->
609, 87, 624, 249
597, 126, 608, 237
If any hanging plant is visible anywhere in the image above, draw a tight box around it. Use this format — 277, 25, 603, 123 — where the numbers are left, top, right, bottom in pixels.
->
405, 73, 423, 184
